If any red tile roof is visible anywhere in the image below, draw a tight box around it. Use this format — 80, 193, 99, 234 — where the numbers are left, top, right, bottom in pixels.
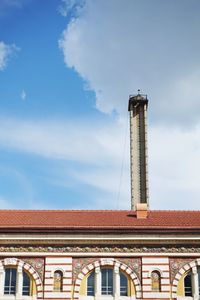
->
0, 210, 200, 232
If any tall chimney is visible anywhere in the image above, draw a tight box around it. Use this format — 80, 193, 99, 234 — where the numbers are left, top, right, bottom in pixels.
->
128, 90, 149, 210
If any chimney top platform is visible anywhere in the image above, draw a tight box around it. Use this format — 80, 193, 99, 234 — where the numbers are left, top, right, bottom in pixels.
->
128, 93, 148, 111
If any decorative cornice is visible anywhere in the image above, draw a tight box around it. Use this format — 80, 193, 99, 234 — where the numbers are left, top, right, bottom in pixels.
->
0, 245, 200, 253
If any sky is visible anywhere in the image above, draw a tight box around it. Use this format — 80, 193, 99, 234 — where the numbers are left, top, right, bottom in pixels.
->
0, 0, 200, 210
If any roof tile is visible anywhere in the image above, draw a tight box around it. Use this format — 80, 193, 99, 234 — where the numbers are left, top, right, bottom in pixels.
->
0, 210, 200, 230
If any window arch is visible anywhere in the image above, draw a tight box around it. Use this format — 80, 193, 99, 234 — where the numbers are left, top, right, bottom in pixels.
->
76, 259, 141, 300
86, 267, 129, 297
151, 270, 161, 292
174, 262, 200, 299
53, 270, 63, 292
0, 259, 41, 299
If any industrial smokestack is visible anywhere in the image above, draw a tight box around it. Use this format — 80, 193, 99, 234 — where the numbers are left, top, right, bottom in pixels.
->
128, 91, 149, 210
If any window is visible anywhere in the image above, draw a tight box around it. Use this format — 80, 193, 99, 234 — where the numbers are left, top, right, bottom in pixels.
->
1, 265, 35, 299
4, 268, 17, 295
184, 272, 192, 297
151, 271, 161, 292
120, 272, 128, 296
180, 268, 200, 298
87, 271, 95, 296
86, 267, 129, 297
101, 268, 113, 295
53, 270, 63, 292
23, 271, 31, 296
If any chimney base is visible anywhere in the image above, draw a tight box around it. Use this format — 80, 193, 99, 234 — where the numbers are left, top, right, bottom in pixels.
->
136, 203, 148, 219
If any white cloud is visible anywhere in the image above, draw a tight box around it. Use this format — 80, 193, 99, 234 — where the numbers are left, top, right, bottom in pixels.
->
59, 0, 200, 126
149, 125, 200, 209
0, 41, 18, 70
0, 117, 200, 209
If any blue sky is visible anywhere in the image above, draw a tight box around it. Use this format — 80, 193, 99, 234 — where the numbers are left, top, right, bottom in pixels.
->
0, 0, 200, 210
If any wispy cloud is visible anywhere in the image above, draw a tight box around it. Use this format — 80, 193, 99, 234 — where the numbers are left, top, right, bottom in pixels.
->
0, 0, 24, 8
0, 117, 129, 208
0, 0, 31, 17
0, 41, 19, 70
0, 117, 200, 209
0, 117, 129, 165
0, 167, 31, 209
58, 0, 85, 17
21, 89, 26, 100
0, 196, 12, 208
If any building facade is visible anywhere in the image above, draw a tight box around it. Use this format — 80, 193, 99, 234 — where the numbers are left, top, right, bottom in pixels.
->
0, 209, 200, 300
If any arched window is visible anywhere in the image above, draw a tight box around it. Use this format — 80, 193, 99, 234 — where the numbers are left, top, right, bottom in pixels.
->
102, 268, 113, 295
86, 267, 130, 297
120, 271, 128, 296
0, 260, 39, 299
53, 270, 63, 292
151, 270, 161, 292
176, 265, 200, 298
184, 271, 192, 297
87, 271, 95, 296
4, 268, 17, 295
4, 267, 32, 296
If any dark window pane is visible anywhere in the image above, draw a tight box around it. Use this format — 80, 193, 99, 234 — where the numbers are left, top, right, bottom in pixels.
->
184, 272, 192, 297
120, 272, 128, 296
102, 269, 106, 287
4, 268, 17, 295
23, 271, 30, 296
101, 268, 113, 295
87, 271, 95, 296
